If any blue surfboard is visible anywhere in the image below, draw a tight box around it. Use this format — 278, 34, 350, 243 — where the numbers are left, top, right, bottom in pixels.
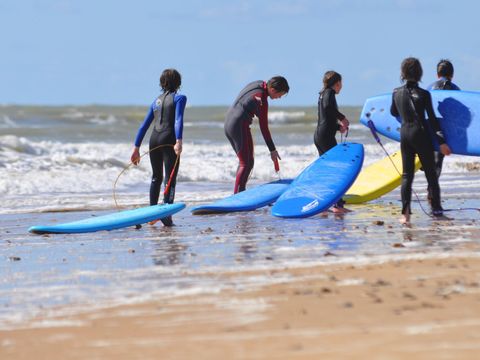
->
360, 90, 480, 156
191, 179, 292, 215
29, 203, 186, 234
271, 143, 364, 218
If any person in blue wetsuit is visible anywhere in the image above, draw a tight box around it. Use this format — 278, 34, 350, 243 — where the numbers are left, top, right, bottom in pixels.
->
131, 69, 186, 226
314, 70, 350, 214
426, 59, 460, 191
391, 57, 452, 225
224, 76, 289, 193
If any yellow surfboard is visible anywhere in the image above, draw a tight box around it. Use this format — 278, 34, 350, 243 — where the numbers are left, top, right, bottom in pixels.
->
343, 151, 421, 204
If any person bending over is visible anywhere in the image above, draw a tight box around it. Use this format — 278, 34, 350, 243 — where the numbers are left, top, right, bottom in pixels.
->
224, 76, 289, 193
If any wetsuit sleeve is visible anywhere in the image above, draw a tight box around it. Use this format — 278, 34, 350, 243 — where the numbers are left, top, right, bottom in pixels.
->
323, 89, 344, 131
174, 94, 186, 140
425, 91, 446, 145
256, 96, 276, 152
390, 91, 401, 121
134, 102, 155, 147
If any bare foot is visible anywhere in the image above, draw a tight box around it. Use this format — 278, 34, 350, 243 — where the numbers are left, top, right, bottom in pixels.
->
399, 214, 410, 226
331, 206, 351, 214
148, 219, 160, 226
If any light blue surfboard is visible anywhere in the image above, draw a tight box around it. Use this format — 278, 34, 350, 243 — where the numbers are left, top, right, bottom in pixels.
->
191, 179, 292, 215
28, 203, 186, 234
360, 90, 480, 156
271, 143, 364, 218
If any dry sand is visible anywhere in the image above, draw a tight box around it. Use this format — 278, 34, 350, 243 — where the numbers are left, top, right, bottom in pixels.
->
1, 255, 480, 360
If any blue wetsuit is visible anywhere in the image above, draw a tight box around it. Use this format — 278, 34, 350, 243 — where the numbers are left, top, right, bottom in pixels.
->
134, 92, 186, 205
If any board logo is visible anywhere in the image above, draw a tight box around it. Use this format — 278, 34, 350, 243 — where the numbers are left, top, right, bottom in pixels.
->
301, 199, 319, 213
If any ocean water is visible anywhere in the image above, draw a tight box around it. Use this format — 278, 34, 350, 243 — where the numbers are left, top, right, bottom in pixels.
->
1, 104, 480, 328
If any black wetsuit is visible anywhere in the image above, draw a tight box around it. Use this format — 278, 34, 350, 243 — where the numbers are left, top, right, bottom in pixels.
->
314, 88, 345, 155
428, 78, 460, 91
224, 81, 275, 193
427, 78, 460, 178
390, 81, 446, 215
314, 87, 346, 208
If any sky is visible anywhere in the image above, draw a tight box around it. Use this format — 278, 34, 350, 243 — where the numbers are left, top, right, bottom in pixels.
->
1, 0, 480, 106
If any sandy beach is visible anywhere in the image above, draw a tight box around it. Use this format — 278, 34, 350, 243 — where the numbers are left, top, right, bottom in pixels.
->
1, 255, 480, 360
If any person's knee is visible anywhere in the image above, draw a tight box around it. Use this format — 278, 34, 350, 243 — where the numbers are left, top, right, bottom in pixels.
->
151, 175, 163, 184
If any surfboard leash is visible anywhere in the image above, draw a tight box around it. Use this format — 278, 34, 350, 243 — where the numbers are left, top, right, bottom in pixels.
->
366, 114, 480, 215
113, 144, 179, 210
365, 114, 432, 218
340, 127, 349, 143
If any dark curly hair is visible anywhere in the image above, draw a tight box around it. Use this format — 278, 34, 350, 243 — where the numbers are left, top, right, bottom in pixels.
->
267, 76, 290, 93
160, 69, 182, 92
437, 59, 454, 79
400, 57, 423, 82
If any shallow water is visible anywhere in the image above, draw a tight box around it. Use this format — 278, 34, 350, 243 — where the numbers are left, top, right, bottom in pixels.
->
1, 105, 480, 329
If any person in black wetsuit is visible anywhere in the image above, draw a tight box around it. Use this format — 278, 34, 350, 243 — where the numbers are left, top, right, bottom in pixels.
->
428, 59, 460, 91
427, 59, 460, 185
224, 76, 289, 193
314, 70, 350, 213
130, 69, 186, 226
390, 57, 452, 225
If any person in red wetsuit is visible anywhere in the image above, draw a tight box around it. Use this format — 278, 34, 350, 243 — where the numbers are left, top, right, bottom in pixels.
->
224, 76, 289, 193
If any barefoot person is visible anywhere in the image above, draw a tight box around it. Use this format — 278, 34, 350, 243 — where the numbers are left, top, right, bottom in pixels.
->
314, 70, 350, 214
390, 57, 452, 224
224, 76, 289, 193
130, 69, 186, 226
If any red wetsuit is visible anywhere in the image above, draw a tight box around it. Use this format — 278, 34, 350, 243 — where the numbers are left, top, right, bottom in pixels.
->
224, 81, 276, 193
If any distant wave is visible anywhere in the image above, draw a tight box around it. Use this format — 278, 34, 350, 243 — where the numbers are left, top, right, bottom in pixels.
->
0, 136, 475, 197
268, 111, 306, 122
0, 115, 19, 128
87, 115, 127, 126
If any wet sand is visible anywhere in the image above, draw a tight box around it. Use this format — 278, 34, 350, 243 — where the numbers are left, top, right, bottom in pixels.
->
2, 255, 480, 360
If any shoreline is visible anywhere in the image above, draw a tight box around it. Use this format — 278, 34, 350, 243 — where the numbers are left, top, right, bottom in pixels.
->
2, 254, 480, 359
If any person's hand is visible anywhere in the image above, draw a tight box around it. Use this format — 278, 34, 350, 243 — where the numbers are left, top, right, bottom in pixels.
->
131, 147, 140, 165
270, 150, 281, 162
339, 118, 349, 133
439, 143, 452, 156
270, 150, 281, 172
174, 139, 183, 155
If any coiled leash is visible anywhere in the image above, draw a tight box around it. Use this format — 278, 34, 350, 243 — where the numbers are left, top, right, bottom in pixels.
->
113, 144, 180, 209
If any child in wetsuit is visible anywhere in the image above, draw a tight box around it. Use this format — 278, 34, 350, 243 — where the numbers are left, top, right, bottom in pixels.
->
224, 76, 289, 193
390, 57, 452, 224
130, 69, 186, 226
427, 59, 460, 180
314, 70, 350, 214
